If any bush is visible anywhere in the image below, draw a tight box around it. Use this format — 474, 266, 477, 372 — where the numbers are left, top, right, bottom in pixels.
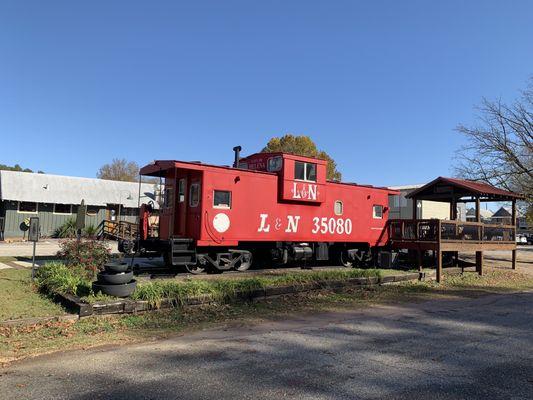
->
56, 239, 111, 277
35, 262, 92, 297
53, 219, 77, 238
83, 224, 99, 238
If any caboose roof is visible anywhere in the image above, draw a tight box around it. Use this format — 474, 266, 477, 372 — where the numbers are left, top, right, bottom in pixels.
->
139, 160, 277, 177
140, 158, 398, 194
240, 152, 328, 165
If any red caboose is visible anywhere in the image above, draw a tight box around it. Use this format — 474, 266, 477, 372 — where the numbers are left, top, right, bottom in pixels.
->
128, 148, 398, 273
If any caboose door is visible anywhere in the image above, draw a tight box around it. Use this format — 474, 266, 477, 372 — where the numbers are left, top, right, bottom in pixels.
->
175, 176, 187, 236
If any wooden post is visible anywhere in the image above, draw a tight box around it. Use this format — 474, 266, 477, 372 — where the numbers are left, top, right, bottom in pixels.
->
417, 249, 423, 272
476, 251, 483, 276
475, 196, 481, 222
412, 197, 418, 220
436, 248, 442, 283
511, 199, 517, 270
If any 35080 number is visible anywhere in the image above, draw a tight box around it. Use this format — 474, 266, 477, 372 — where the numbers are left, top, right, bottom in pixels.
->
311, 217, 352, 235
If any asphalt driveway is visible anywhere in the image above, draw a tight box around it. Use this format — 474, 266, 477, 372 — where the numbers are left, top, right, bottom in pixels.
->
1, 290, 532, 400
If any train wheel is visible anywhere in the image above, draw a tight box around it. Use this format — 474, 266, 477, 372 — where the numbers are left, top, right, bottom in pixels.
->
339, 250, 354, 268
185, 264, 205, 274
234, 251, 253, 271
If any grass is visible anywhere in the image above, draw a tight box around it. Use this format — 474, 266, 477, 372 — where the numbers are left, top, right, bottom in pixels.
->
34, 262, 93, 298
2, 268, 533, 364
0, 269, 66, 321
129, 268, 383, 307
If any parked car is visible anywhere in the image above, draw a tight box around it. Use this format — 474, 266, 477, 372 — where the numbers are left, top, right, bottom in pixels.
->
516, 234, 528, 244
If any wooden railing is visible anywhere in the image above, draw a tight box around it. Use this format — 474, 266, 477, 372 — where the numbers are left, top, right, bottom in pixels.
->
102, 220, 139, 240
389, 219, 516, 244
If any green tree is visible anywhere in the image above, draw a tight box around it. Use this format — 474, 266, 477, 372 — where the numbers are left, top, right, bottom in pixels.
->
261, 134, 342, 181
0, 163, 43, 173
97, 158, 139, 182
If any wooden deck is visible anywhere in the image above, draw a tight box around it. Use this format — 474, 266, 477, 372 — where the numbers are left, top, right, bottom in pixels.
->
102, 219, 139, 240
388, 219, 517, 252
388, 219, 517, 282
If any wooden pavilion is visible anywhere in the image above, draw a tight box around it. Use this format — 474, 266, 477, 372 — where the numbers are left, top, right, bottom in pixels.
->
388, 177, 524, 282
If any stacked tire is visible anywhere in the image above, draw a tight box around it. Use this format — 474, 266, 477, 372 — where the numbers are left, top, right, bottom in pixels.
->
92, 262, 137, 297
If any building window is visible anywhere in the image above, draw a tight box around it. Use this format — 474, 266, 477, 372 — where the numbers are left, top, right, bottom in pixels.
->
86, 206, 99, 216
334, 201, 343, 216
373, 205, 384, 219
178, 179, 186, 203
18, 202, 38, 214
189, 183, 200, 207
213, 190, 231, 209
267, 156, 283, 172
294, 161, 317, 182
53, 204, 72, 215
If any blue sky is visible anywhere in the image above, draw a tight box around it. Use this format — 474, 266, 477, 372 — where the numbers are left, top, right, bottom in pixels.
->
1, 1, 532, 186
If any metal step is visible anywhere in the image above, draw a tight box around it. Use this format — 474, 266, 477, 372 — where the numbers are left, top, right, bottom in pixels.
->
170, 237, 197, 266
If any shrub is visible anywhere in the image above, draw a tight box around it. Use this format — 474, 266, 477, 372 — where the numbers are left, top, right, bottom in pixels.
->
53, 218, 77, 238
56, 239, 111, 277
35, 262, 92, 297
83, 224, 99, 238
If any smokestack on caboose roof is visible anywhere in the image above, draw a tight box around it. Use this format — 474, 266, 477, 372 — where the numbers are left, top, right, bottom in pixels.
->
233, 146, 242, 168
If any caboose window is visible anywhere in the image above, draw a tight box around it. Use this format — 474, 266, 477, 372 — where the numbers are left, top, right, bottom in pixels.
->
213, 190, 231, 209
189, 184, 200, 207
267, 156, 282, 172
295, 161, 317, 182
178, 179, 185, 203
373, 205, 384, 219
334, 201, 343, 216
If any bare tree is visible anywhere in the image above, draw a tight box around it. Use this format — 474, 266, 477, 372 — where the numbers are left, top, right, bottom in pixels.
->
97, 158, 139, 182
455, 78, 533, 218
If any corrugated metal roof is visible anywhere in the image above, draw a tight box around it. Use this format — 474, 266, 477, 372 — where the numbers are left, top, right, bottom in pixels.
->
466, 207, 494, 218
0, 170, 158, 207
406, 177, 524, 200
388, 184, 424, 191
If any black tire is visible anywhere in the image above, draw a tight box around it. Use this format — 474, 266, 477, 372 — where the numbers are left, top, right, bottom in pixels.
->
97, 271, 134, 285
92, 280, 137, 297
104, 262, 130, 273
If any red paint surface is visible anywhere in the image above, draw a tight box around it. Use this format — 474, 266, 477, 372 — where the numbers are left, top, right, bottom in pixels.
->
140, 153, 398, 248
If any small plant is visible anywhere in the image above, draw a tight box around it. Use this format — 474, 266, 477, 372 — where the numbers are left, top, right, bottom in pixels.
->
35, 262, 92, 297
53, 218, 77, 238
83, 224, 99, 238
56, 239, 111, 277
